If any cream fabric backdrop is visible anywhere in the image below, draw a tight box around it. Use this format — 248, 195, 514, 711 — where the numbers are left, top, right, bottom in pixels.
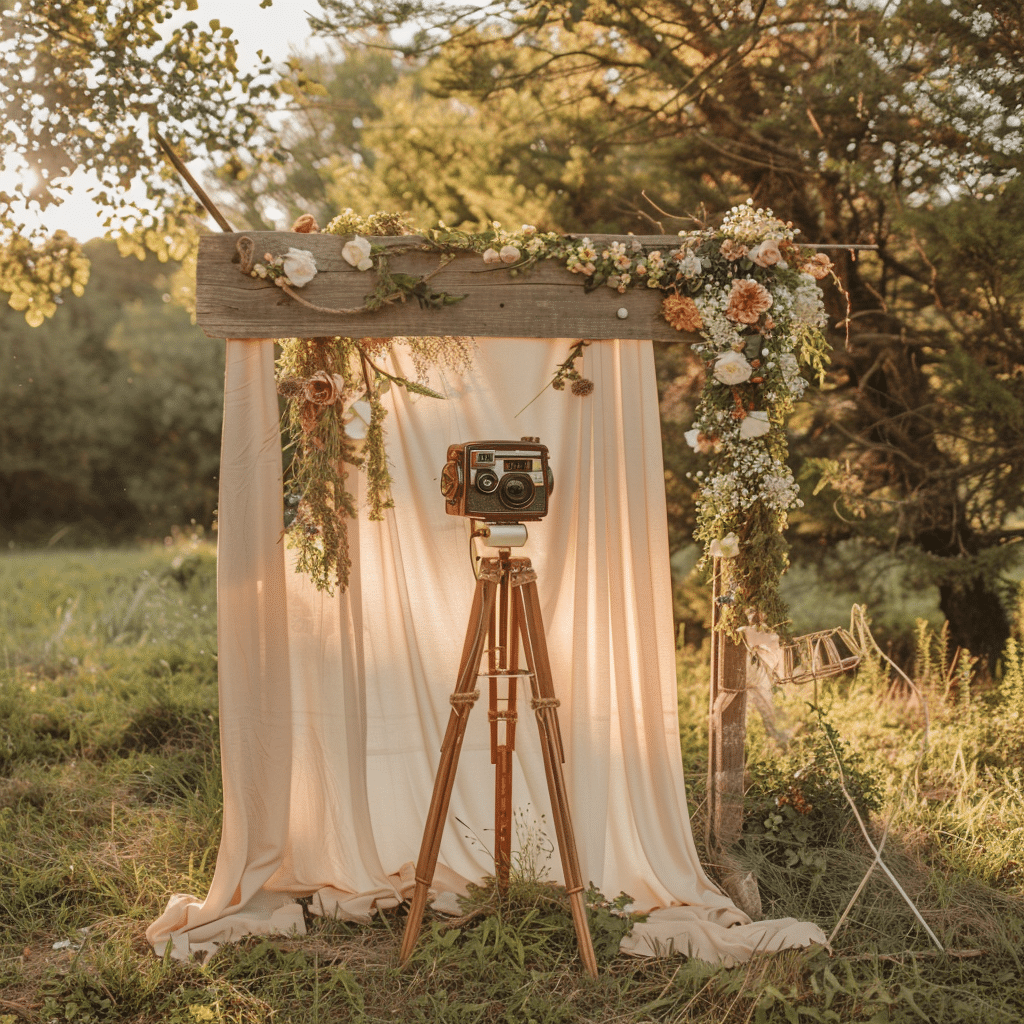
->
147, 336, 826, 963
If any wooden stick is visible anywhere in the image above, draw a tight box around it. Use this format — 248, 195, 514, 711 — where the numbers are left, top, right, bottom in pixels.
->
820, 722, 945, 953
154, 131, 234, 233
827, 811, 893, 947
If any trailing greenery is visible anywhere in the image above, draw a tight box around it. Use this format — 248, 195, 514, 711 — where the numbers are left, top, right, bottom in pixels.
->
274, 211, 473, 593
2, 548, 1023, 1023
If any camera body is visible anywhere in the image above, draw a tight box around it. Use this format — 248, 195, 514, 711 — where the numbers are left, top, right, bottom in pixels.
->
441, 439, 553, 522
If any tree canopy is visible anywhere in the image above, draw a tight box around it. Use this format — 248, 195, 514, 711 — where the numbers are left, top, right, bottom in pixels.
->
2, 0, 1023, 662
0, 0, 277, 323
291, 0, 1024, 663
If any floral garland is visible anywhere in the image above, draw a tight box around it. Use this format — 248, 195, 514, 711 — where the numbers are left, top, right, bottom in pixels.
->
269, 210, 474, 593
262, 204, 834, 629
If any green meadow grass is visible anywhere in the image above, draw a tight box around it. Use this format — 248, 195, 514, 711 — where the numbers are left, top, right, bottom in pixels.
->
1, 546, 1023, 1023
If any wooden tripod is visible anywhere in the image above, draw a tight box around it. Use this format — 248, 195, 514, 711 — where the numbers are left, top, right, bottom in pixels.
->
398, 550, 599, 978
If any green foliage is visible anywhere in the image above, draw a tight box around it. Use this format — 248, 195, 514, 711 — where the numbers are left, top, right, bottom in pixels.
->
744, 708, 883, 882
0, 0, 279, 317
0, 239, 223, 545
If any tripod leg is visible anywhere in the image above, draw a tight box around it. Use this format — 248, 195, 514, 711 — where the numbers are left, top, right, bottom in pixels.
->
514, 577, 599, 979
399, 574, 497, 965
493, 569, 519, 891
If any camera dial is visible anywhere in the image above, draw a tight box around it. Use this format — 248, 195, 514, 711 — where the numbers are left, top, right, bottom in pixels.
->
475, 469, 499, 494
441, 460, 463, 502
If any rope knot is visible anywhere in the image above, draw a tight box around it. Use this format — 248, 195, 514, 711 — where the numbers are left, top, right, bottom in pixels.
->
450, 690, 480, 710
236, 235, 256, 276
530, 697, 560, 711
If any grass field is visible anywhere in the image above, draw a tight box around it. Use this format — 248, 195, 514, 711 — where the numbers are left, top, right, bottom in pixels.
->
2, 545, 1023, 1023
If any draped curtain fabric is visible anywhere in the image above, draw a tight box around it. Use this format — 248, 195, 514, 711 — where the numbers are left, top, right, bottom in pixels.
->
147, 336, 825, 963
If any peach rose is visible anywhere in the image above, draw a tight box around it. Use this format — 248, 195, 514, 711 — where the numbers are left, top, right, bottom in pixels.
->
304, 370, 345, 406
719, 239, 749, 261
800, 252, 833, 279
725, 278, 773, 325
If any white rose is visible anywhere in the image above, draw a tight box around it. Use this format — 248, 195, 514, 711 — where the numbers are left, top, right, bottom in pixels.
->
739, 410, 771, 439
749, 239, 783, 268
684, 428, 701, 452
342, 235, 373, 271
710, 532, 740, 559
680, 253, 702, 277
713, 350, 753, 385
282, 248, 317, 287
343, 398, 373, 443
499, 244, 521, 264
482, 248, 502, 264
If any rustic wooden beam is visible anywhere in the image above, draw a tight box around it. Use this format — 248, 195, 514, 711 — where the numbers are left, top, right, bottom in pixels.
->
195, 231, 701, 343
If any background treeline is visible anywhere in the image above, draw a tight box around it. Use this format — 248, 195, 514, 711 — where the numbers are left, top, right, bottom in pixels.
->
0, 242, 223, 546
2, 0, 1022, 665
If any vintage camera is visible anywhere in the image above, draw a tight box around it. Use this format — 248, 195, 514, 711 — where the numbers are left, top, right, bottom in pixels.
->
441, 438, 554, 522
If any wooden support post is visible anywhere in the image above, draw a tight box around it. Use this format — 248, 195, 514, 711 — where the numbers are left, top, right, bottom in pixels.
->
706, 560, 762, 919
707, 559, 748, 854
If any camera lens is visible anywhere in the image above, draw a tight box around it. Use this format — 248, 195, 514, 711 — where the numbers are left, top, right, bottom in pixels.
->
498, 473, 535, 508
475, 469, 498, 494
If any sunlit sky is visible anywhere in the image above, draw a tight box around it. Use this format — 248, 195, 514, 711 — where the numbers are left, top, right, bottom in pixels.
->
2, 0, 330, 242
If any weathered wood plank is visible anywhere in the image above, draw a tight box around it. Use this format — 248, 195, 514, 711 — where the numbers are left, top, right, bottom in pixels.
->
196, 232, 700, 343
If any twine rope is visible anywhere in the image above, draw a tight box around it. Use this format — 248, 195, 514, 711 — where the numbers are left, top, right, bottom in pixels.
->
530, 697, 560, 710
449, 690, 481, 709
236, 235, 255, 275
487, 710, 518, 722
